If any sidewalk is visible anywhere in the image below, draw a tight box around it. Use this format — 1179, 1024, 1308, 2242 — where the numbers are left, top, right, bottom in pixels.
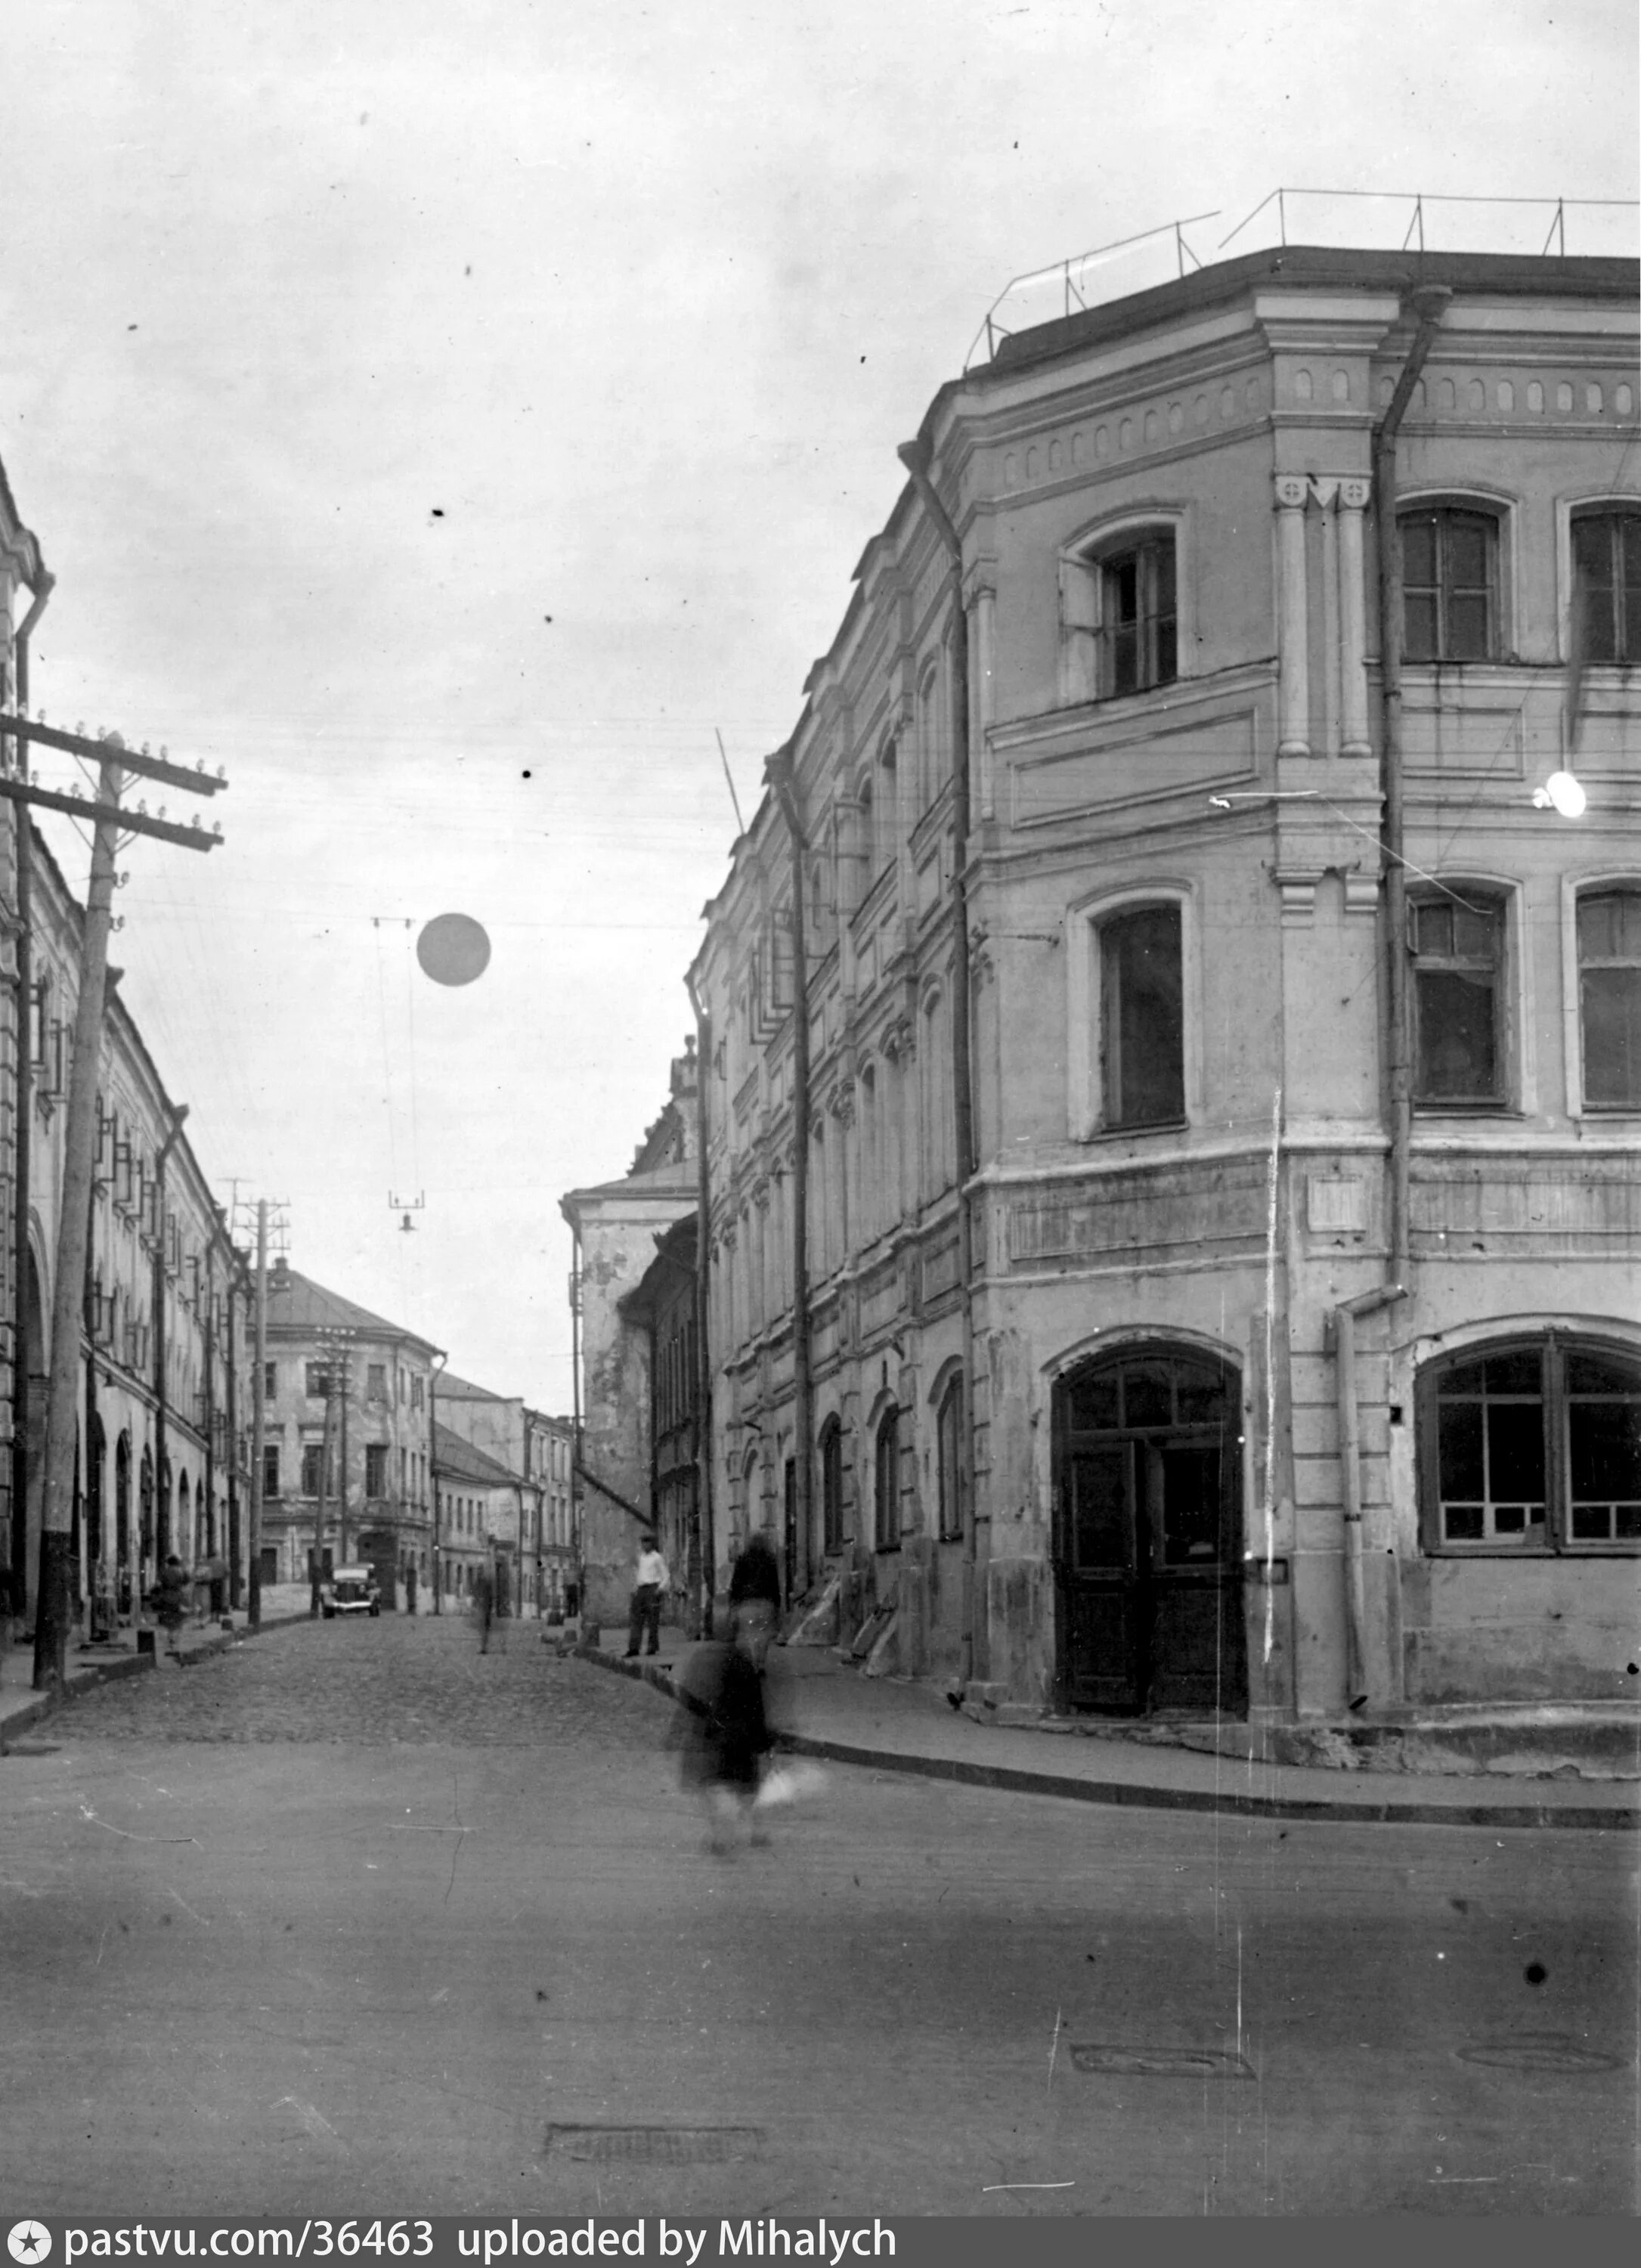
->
0, 1584, 317, 1747
581, 1622, 1639, 1833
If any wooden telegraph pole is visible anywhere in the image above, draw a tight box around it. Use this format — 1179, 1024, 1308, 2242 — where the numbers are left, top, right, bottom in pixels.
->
0, 715, 227, 1693
247, 1201, 268, 1628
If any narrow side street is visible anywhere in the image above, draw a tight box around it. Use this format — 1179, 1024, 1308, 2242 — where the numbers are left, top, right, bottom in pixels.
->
1, 1619, 1632, 2217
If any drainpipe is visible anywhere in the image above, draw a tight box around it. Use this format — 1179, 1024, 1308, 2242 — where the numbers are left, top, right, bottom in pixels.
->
429, 1349, 447, 1613
766, 745, 813, 1610
152, 1105, 189, 1568
896, 438, 980, 1685
1327, 284, 1449, 1716
9, 569, 53, 1621
1373, 284, 1450, 1282
683, 970, 716, 1638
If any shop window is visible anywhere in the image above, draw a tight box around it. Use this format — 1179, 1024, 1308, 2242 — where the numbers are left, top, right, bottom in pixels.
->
1411, 891, 1507, 1106
1419, 1334, 1641, 1552
1578, 888, 1641, 1109
1100, 903, 1184, 1129
1401, 507, 1497, 662
873, 1405, 901, 1551
1571, 507, 1641, 666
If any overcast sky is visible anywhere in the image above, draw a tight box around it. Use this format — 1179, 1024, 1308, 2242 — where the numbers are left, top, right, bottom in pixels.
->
1, 0, 1635, 1413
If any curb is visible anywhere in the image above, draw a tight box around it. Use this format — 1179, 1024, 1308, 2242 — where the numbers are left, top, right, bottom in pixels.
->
0, 1608, 313, 1751
577, 1644, 1639, 1833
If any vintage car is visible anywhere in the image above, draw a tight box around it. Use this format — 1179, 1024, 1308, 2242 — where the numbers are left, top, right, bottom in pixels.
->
321, 1564, 382, 1618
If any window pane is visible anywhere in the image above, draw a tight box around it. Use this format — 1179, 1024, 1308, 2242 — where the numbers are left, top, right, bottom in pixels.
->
1121, 1360, 1174, 1430
1571, 1504, 1614, 1541
1578, 894, 1621, 959
1485, 1350, 1542, 1394
1175, 1366, 1234, 1426
1438, 1399, 1485, 1501
1415, 902, 1453, 955
1416, 969, 1498, 1099
1106, 904, 1184, 1126
1487, 1401, 1545, 1502
1568, 1396, 1641, 1501
1446, 520, 1490, 587
1402, 519, 1437, 584
1451, 903, 1499, 960
1571, 515, 1615, 587
1404, 593, 1439, 660
1441, 1358, 1488, 1396
1444, 1503, 1485, 1541
1066, 1368, 1120, 1432
1160, 1446, 1223, 1563
1582, 968, 1641, 1107
1446, 594, 1490, 658
1564, 1349, 1641, 1395
1071, 1449, 1130, 1569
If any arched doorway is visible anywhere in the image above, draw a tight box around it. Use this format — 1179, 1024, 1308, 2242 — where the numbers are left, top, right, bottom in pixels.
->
116, 1433, 132, 1567
140, 1447, 155, 1567
1051, 1342, 1246, 1717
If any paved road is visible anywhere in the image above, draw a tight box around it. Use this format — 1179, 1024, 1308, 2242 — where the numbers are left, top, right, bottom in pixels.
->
0, 1616, 1633, 2218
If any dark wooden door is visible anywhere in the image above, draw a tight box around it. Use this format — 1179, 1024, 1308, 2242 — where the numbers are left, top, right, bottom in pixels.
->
1054, 1348, 1246, 1718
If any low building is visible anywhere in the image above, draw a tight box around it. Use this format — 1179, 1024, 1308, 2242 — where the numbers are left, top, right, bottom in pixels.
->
432, 1371, 561, 1613
432, 1421, 527, 1610
259, 1261, 439, 1605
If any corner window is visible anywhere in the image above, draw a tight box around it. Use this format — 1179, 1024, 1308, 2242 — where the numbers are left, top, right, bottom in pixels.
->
936, 1376, 965, 1542
1410, 891, 1506, 1107
1420, 1335, 1641, 1552
1578, 888, 1641, 1109
1401, 507, 1497, 662
873, 1405, 900, 1551
1099, 534, 1176, 696
1101, 903, 1184, 1129
1571, 508, 1641, 665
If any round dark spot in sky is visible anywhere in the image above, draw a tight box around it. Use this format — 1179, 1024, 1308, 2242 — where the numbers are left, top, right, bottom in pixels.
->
1524, 1961, 1548, 1986
431, 507, 444, 518
522, 770, 532, 780
417, 912, 491, 987
1627, 1661, 1637, 1675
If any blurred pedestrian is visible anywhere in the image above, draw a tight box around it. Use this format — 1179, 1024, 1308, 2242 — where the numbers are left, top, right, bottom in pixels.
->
674, 1619, 773, 1854
728, 1530, 782, 1668
156, 1554, 188, 1659
624, 1534, 668, 1658
473, 1564, 494, 1654
404, 1560, 418, 1616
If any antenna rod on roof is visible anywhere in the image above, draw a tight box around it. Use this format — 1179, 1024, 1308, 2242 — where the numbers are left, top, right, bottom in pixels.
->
714, 729, 746, 838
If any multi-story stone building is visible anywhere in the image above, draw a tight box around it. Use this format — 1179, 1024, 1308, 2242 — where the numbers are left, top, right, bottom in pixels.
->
259, 1261, 438, 1605
684, 241, 1639, 1726
432, 1371, 568, 1613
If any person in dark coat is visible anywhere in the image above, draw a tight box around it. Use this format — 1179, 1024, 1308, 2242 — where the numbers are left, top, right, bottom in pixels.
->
727, 1530, 782, 1667
674, 1623, 773, 1854
156, 1555, 188, 1658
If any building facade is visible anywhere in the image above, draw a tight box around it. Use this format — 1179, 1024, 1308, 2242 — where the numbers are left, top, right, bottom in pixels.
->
684, 243, 1639, 1722
259, 1261, 439, 1606
433, 1372, 568, 1613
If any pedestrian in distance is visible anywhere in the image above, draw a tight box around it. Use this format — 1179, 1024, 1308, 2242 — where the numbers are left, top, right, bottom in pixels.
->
727, 1529, 782, 1669
673, 1618, 774, 1855
472, 1564, 494, 1654
404, 1560, 417, 1616
155, 1554, 189, 1659
624, 1533, 668, 1658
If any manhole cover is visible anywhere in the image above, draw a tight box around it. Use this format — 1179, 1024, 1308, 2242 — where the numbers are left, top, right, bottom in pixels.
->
546, 2126, 763, 2165
1070, 2043, 1255, 2078
1457, 2037, 1623, 2074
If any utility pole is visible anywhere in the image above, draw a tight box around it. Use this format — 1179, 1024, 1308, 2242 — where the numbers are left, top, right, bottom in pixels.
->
248, 1201, 268, 1628
0, 714, 225, 1692
311, 1380, 334, 1616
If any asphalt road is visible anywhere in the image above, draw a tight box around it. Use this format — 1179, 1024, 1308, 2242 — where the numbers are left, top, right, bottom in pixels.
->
0, 1616, 1633, 2218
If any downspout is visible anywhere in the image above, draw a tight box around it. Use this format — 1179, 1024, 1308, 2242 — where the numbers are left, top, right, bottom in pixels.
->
569, 1228, 585, 1625
9, 569, 53, 1620
1327, 283, 1448, 1713
683, 970, 716, 1637
766, 745, 813, 1609
896, 438, 979, 1685
224, 1230, 242, 1609
152, 1105, 189, 1567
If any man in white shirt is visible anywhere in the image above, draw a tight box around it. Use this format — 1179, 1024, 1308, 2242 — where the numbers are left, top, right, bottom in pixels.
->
625, 1534, 670, 1658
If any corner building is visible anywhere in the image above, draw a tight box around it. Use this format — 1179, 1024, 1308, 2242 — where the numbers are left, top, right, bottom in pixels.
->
692, 244, 1641, 1724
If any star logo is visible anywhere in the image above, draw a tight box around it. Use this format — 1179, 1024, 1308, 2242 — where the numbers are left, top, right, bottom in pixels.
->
8, 2226, 51, 2265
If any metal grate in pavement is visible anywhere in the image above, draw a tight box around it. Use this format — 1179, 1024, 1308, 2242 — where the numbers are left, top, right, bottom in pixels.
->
546, 2125, 765, 2164
1070, 2043, 1256, 2078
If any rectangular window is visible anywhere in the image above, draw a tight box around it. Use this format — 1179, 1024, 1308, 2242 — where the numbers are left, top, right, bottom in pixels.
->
263, 1361, 277, 1401
822, 1426, 844, 1557
367, 1363, 387, 1401
300, 1443, 324, 1498
1423, 1338, 1641, 1551
1101, 904, 1185, 1129
262, 1444, 280, 1499
1571, 509, 1641, 666
1578, 890, 1641, 1109
410, 1375, 424, 1411
1402, 508, 1497, 661
365, 1444, 389, 1498
1412, 894, 1505, 1105
305, 1362, 332, 1400
874, 1410, 901, 1551
1099, 535, 1176, 697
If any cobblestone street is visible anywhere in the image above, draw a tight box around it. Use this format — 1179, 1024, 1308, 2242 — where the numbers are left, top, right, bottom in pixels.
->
2, 1618, 1633, 2219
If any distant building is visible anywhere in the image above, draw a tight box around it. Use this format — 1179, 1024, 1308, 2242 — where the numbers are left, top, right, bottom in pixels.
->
559, 1044, 698, 1628
432, 1371, 568, 1613
259, 1260, 439, 1604
432, 1421, 527, 1610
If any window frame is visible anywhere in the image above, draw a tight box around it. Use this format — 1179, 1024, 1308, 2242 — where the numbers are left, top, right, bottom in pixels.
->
873, 1404, 901, 1553
1407, 882, 1517, 1114
820, 1418, 845, 1557
1065, 883, 1199, 1141
1563, 500, 1641, 668
1417, 1331, 1641, 1556
1563, 874, 1641, 1118
935, 1373, 966, 1544
1059, 513, 1187, 708
1398, 503, 1501, 663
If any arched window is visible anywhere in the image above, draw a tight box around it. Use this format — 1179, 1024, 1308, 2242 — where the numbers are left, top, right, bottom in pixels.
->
916, 661, 946, 812
1062, 525, 1178, 702
873, 1405, 901, 1551
820, 1418, 844, 1556
876, 739, 899, 872
1571, 505, 1641, 665
1577, 886, 1641, 1109
936, 1374, 965, 1541
1419, 1333, 1641, 1553
1401, 506, 1498, 661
